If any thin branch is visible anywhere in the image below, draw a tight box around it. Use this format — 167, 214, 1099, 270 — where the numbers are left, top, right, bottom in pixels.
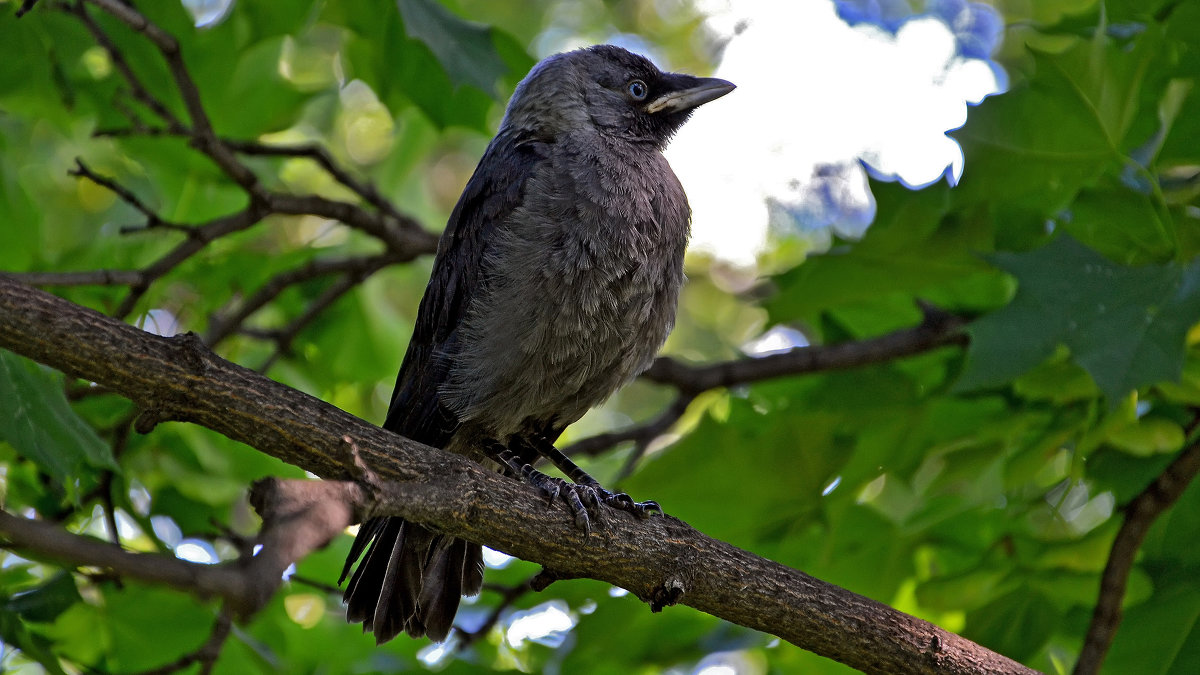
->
253, 272, 368, 372
70, 158, 158, 220
224, 139, 415, 227
99, 471, 121, 546
70, 159, 192, 237
565, 304, 966, 463
204, 253, 399, 346
81, 122, 438, 254
642, 303, 967, 394
1, 269, 145, 287
0, 278, 1039, 675
0, 510, 260, 612
81, 0, 265, 197
288, 574, 343, 595
566, 393, 695, 460
1073, 415, 1200, 675
68, 1, 187, 133
0, 477, 362, 619
266, 192, 440, 255
114, 207, 265, 319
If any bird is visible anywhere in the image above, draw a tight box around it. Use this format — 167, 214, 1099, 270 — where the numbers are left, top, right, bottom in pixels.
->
340, 44, 734, 644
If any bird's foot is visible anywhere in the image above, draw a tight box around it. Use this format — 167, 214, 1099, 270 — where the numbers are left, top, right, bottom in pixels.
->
530, 475, 660, 534
482, 441, 661, 534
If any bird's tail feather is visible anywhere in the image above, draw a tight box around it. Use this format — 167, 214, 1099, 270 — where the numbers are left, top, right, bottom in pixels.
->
341, 517, 483, 643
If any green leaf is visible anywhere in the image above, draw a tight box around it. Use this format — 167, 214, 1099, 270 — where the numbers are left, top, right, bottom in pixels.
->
965, 587, 1061, 662
208, 36, 311, 136
397, 0, 508, 96
767, 181, 995, 322
0, 571, 79, 674
0, 351, 117, 491
2, 573, 82, 624
1107, 416, 1185, 456
957, 236, 1200, 402
100, 584, 214, 671
1103, 575, 1200, 675
954, 29, 1168, 217
0, 610, 67, 675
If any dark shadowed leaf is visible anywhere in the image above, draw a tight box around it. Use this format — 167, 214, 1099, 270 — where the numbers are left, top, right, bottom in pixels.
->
957, 236, 1200, 402
0, 352, 117, 491
397, 0, 508, 96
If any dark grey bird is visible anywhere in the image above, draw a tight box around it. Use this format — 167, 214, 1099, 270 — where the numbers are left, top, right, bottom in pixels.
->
340, 44, 734, 644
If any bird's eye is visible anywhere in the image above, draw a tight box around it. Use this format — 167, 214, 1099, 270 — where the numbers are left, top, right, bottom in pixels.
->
627, 80, 648, 100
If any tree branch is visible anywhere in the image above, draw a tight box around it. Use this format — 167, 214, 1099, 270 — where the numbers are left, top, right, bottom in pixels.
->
566, 304, 967, 460
0, 277, 1036, 675
643, 304, 966, 395
1073, 419, 1200, 675
203, 253, 401, 346
223, 138, 417, 228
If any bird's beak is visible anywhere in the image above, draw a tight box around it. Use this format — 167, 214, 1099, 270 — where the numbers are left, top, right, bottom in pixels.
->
646, 77, 736, 114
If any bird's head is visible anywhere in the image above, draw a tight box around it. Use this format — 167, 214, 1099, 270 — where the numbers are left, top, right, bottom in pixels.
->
501, 45, 735, 148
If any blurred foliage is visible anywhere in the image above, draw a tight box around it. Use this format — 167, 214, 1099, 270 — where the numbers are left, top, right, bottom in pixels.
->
1, 0, 1199, 674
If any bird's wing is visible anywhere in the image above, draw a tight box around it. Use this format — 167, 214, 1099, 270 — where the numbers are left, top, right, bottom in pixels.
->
382, 131, 550, 446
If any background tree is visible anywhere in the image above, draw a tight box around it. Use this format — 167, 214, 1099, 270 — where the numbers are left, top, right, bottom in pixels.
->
1, 0, 1198, 674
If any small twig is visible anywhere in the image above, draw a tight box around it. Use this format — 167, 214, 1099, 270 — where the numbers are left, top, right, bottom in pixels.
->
204, 253, 399, 346
566, 305, 965, 468
68, 1, 188, 133
564, 393, 695, 471
0, 477, 364, 620
254, 272, 376, 372
81, 0, 265, 197
1073, 413, 1200, 675
266, 192, 440, 255
99, 472, 121, 546
70, 158, 166, 224
288, 574, 343, 595
79, 125, 433, 252
114, 207, 265, 319
224, 139, 414, 227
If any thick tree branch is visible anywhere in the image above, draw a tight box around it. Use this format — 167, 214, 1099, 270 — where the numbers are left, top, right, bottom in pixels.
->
0, 277, 1035, 675
0, 510, 261, 615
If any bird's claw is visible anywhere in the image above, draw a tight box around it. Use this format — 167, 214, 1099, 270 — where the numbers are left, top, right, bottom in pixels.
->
545, 483, 661, 534
606, 494, 660, 519
535, 476, 561, 506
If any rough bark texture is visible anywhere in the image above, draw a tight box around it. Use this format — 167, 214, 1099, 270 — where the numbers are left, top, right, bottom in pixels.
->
0, 277, 1038, 675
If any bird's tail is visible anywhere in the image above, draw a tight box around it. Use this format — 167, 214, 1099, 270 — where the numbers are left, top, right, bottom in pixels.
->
340, 516, 484, 643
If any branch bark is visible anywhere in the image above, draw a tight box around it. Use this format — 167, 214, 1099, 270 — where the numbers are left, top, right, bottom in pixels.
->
643, 305, 966, 394
0, 278, 1036, 675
